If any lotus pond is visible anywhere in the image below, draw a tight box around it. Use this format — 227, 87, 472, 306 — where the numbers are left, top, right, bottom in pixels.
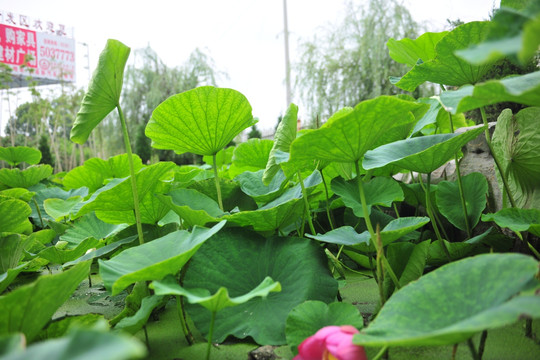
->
1, 3, 540, 360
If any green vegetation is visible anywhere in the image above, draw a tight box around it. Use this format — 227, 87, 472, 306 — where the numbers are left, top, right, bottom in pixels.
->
1, 0, 539, 359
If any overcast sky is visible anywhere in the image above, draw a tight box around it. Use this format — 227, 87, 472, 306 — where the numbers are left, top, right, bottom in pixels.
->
1, 0, 499, 133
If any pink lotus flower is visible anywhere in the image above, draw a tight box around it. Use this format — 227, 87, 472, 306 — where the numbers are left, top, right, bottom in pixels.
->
293, 325, 367, 360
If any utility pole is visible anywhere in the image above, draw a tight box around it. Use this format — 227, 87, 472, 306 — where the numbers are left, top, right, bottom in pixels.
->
283, 0, 292, 107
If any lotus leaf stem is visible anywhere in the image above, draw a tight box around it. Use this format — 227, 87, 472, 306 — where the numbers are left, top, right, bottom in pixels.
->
297, 171, 316, 235
212, 154, 224, 211
479, 107, 516, 208
117, 104, 144, 245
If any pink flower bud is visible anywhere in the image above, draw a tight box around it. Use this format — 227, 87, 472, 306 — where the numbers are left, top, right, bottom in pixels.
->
293, 325, 367, 360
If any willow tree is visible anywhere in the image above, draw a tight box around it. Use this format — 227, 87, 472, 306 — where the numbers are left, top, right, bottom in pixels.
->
294, 0, 422, 124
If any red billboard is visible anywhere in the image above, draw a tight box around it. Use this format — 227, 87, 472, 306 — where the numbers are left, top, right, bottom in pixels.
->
0, 23, 75, 85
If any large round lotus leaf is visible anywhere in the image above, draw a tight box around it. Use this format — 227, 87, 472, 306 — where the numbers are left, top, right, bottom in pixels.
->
99, 221, 226, 295
394, 22, 495, 92
440, 71, 540, 115
363, 126, 485, 173
288, 96, 428, 166
156, 188, 223, 228
0, 198, 32, 234
183, 228, 338, 345
71, 39, 130, 144
455, 7, 540, 65
387, 31, 448, 67
235, 169, 287, 203
0, 146, 41, 166
436, 172, 488, 231
492, 107, 540, 208
230, 138, 274, 178
64, 154, 143, 192
353, 253, 540, 347
30, 186, 88, 225
0, 165, 52, 189
482, 208, 540, 237
331, 176, 404, 218
285, 301, 364, 354
60, 212, 129, 247
77, 162, 175, 224
146, 86, 256, 156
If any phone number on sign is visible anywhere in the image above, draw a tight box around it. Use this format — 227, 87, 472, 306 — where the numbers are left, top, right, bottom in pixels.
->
39, 46, 75, 62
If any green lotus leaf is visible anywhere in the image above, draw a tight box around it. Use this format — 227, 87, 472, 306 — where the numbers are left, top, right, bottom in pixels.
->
0, 261, 90, 341
24, 230, 56, 256
0, 165, 52, 189
202, 146, 234, 169
0, 198, 32, 234
0, 263, 28, 294
146, 86, 256, 156
183, 228, 338, 345
43, 196, 83, 222
71, 39, 131, 144
455, 6, 540, 65
223, 171, 321, 231
62, 165, 105, 193
77, 162, 175, 224
0, 333, 25, 355
230, 138, 274, 178
353, 253, 540, 347
331, 176, 404, 218
35, 313, 103, 340
387, 31, 448, 67
96, 179, 172, 225
157, 188, 223, 228
308, 217, 429, 253
60, 212, 129, 247
188, 178, 257, 212
383, 240, 430, 299
285, 301, 364, 354
114, 295, 166, 334
436, 172, 489, 231
172, 166, 211, 188
99, 221, 226, 295
235, 169, 287, 203
363, 126, 485, 173
0, 234, 32, 273
263, 103, 298, 184
482, 208, 540, 237
411, 97, 443, 135
492, 107, 540, 208
152, 275, 281, 313
63, 235, 138, 269
37, 237, 100, 265
30, 186, 88, 225
0, 188, 34, 202
2, 325, 146, 360
394, 22, 495, 92
224, 198, 304, 232
288, 96, 428, 166
0, 146, 41, 166
63, 154, 143, 192
440, 71, 540, 114
427, 238, 486, 266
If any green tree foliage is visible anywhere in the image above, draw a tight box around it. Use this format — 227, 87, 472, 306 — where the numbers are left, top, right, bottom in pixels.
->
38, 134, 54, 167
248, 124, 262, 139
294, 0, 422, 124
